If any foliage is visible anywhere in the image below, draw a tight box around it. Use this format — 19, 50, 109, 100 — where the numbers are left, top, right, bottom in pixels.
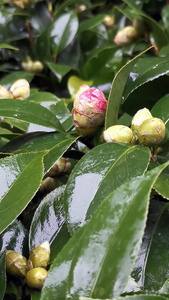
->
1, 0, 169, 299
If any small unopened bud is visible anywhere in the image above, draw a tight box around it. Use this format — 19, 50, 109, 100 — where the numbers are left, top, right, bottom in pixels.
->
131, 108, 152, 132
10, 79, 30, 100
46, 157, 71, 177
0, 85, 13, 99
6, 250, 27, 278
39, 177, 55, 194
113, 26, 138, 46
137, 117, 165, 146
103, 15, 115, 29
103, 125, 136, 144
29, 242, 50, 269
76, 5, 86, 13
21, 60, 33, 72
32, 61, 44, 73
72, 84, 107, 137
25, 267, 48, 289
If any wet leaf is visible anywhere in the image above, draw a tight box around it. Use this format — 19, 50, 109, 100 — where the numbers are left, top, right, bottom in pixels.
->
46, 62, 72, 82
40, 226, 86, 300
29, 186, 70, 261
0, 99, 64, 131
0, 71, 34, 89
66, 163, 169, 299
0, 151, 46, 234
65, 143, 150, 235
80, 295, 168, 300
105, 47, 152, 129
0, 219, 28, 257
49, 101, 73, 131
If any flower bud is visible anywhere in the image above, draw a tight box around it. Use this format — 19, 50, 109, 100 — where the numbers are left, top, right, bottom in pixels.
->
103, 15, 115, 29
6, 250, 27, 278
21, 60, 33, 72
39, 177, 55, 194
72, 84, 107, 137
10, 79, 30, 100
131, 108, 152, 132
76, 5, 86, 13
103, 125, 136, 144
113, 26, 138, 46
32, 61, 44, 73
137, 117, 165, 146
46, 157, 71, 177
29, 242, 50, 269
25, 267, 48, 289
0, 85, 13, 99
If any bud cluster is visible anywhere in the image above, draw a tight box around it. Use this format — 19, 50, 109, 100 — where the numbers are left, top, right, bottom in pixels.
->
8, 0, 38, 9
103, 108, 165, 150
22, 57, 44, 73
5, 241, 50, 289
46, 157, 71, 177
0, 79, 30, 100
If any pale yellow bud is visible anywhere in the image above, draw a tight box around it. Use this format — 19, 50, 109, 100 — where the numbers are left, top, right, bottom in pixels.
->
29, 241, 50, 269
0, 85, 13, 99
113, 26, 138, 46
32, 61, 44, 73
131, 108, 152, 132
137, 117, 165, 146
103, 15, 115, 29
25, 267, 48, 289
10, 79, 30, 100
6, 250, 27, 278
103, 125, 136, 144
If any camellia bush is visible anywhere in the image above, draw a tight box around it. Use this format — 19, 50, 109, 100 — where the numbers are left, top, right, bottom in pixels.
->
2, 0, 169, 299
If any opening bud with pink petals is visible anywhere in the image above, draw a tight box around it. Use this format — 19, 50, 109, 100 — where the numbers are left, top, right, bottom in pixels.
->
72, 84, 107, 137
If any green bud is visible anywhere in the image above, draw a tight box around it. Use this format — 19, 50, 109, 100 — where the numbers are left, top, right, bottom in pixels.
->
137, 117, 165, 146
131, 108, 152, 132
29, 241, 50, 269
103, 125, 136, 144
25, 267, 48, 289
32, 61, 44, 73
6, 250, 27, 278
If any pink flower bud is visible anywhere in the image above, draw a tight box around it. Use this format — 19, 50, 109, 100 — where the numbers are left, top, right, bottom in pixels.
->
10, 79, 30, 100
72, 84, 107, 137
113, 26, 138, 46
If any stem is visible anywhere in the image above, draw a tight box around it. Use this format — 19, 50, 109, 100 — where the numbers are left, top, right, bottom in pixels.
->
25, 18, 34, 48
46, 0, 54, 22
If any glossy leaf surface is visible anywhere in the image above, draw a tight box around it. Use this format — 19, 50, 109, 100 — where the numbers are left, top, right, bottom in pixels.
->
0, 99, 64, 131
46, 62, 72, 82
66, 163, 168, 300
123, 57, 169, 103
41, 226, 85, 300
65, 143, 150, 235
29, 186, 70, 261
0, 151, 46, 234
143, 202, 169, 291
80, 296, 168, 300
0, 71, 34, 89
0, 219, 28, 256
105, 47, 152, 128
50, 11, 78, 55
49, 101, 73, 131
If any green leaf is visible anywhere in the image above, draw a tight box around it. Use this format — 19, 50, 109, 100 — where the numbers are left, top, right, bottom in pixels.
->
0, 99, 64, 131
0, 151, 46, 234
80, 296, 168, 300
67, 76, 92, 98
49, 100, 73, 131
31, 292, 41, 300
66, 163, 169, 299
29, 186, 70, 261
159, 279, 169, 294
153, 171, 169, 200
105, 46, 152, 129
143, 201, 169, 291
50, 11, 78, 56
0, 43, 18, 50
0, 132, 77, 175
0, 251, 6, 300
40, 226, 86, 300
65, 143, 150, 235
0, 71, 34, 89
123, 57, 169, 103
27, 91, 60, 103
78, 14, 105, 34
46, 62, 72, 82
0, 219, 28, 257
86, 145, 150, 221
